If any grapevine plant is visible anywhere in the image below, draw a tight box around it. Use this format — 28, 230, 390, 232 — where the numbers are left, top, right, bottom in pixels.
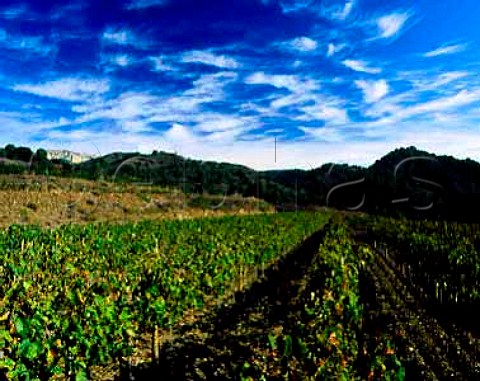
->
352, 215, 480, 308
0, 212, 329, 380
239, 223, 405, 380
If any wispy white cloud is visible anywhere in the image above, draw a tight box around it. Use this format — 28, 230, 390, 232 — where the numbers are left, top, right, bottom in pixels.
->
299, 126, 344, 142
297, 103, 349, 125
120, 119, 153, 133
355, 79, 389, 103
264, 128, 284, 134
286, 36, 318, 52
409, 71, 470, 91
279, 0, 314, 13
423, 43, 467, 57
321, 0, 355, 20
194, 115, 253, 133
292, 60, 302, 68
0, 29, 54, 56
404, 89, 480, 116
269, 94, 306, 110
0, 4, 29, 19
181, 50, 239, 69
361, 92, 412, 119
205, 129, 247, 143
431, 112, 456, 124
99, 54, 133, 72
12, 37, 54, 55
0, 112, 70, 137
361, 89, 480, 130
126, 0, 168, 10
183, 72, 238, 101
342, 59, 381, 74
24, 83, 480, 170
164, 114, 258, 147
50, 2, 87, 21
164, 123, 197, 145
327, 43, 336, 57
113, 55, 131, 67
13, 78, 110, 101
74, 92, 157, 122
376, 11, 411, 39
102, 28, 136, 45
245, 72, 318, 93
433, 71, 470, 87
326, 43, 346, 57
245, 71, 348, 126
193, 114, 259, 143
337, 0, 355, 19
67, 72, 238, 137
149, 56, 176, 72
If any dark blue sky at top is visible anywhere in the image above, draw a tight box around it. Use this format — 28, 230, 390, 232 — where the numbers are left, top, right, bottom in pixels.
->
1, 0, 480, 169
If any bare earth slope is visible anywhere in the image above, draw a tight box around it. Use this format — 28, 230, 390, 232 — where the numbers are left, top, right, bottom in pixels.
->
0, 174, 272, 228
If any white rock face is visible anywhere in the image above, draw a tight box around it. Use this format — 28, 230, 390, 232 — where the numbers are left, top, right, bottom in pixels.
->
46, 150, 96, 164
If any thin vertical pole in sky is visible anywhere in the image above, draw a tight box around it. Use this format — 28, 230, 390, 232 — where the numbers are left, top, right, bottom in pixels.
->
274, 136, 277, 163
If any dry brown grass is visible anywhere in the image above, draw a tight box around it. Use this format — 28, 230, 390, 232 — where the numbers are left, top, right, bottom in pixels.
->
0, 174, 273, 228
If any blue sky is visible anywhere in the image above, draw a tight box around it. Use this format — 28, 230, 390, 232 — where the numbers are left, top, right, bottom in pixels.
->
1, 0, 480, 169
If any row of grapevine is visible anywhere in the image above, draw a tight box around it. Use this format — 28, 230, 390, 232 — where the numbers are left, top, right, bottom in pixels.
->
0, 212, 329, 380
349, 214, 480, 308
239, 223, 404, 380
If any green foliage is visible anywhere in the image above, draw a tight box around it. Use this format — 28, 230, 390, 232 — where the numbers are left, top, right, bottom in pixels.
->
239, 223, 404, 380
3, 145, 33, 162
35, 149, 48, 162
0, 211, 329, 380
353, 214, 480, 307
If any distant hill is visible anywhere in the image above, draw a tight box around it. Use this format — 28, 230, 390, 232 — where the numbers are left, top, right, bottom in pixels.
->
70, 146, 480, 221
1, 143, 480, 221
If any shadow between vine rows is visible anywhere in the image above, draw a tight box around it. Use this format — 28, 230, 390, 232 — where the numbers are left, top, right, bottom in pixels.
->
354, 230, 480, 337
353, 231, 480, 381
116, 226, 329, 380
353, 236, 427, 380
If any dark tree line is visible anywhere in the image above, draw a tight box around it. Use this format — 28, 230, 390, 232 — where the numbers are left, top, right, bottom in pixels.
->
0, 144, 60, 175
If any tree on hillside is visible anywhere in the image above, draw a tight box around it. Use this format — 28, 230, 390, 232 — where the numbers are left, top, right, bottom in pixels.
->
35, 149, 48, 162
4, 144, 15, 159
4, 145, 33, 162
14, 146, 34, 162
30, 149, 52, 175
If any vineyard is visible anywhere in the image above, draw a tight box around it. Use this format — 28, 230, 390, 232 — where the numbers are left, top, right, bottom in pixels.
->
348, 213, 480, 380
1, 210, 480, 380
0, 212, 329, 380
